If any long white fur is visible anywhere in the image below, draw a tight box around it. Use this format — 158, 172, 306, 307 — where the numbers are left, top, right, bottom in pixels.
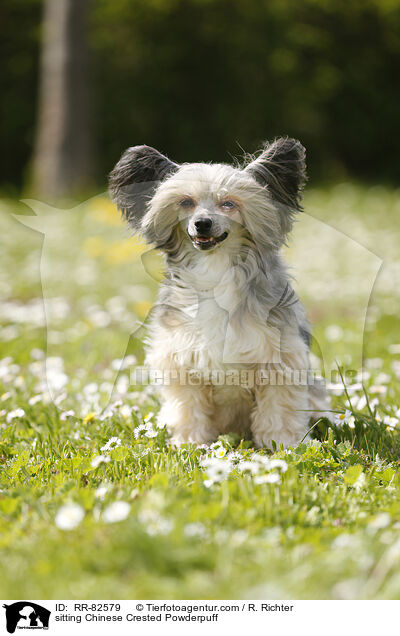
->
136, 161, 330, 448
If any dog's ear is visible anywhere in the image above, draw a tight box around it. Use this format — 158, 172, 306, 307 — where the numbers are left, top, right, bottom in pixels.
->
244, 137, 307, 211
109, 145, 179, 230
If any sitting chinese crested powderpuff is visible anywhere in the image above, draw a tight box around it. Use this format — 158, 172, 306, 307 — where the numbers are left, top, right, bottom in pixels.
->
109, 138, 330, 448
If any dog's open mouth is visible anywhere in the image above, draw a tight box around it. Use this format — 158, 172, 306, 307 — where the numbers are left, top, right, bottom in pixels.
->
189, 232, 228, 250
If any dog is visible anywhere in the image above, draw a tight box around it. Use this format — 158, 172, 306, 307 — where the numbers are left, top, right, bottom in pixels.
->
109, 138, 329, 448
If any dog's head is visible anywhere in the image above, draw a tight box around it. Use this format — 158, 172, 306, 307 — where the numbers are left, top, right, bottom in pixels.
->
109, 138, 306, 254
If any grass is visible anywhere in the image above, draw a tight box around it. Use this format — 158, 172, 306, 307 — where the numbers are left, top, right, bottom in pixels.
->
1, 183, 400, 599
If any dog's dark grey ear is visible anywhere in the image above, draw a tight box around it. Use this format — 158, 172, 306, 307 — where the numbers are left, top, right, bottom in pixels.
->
109, 145, 179, 229
244, 137, 307, 211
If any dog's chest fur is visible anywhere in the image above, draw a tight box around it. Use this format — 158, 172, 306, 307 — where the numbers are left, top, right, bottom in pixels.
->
150, 251, 281, 370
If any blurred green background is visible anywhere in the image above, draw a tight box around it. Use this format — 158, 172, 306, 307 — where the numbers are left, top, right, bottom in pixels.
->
2, 0, 400, 196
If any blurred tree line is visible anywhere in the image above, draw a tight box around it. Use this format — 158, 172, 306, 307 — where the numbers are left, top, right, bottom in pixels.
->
2, 0, 400, 195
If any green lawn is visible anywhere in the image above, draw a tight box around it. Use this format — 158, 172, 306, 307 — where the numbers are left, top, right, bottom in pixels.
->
1, 184, 400, 599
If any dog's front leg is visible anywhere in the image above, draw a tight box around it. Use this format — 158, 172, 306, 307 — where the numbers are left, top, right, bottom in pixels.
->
251, 380, 309, 449
157, 383, 217, 445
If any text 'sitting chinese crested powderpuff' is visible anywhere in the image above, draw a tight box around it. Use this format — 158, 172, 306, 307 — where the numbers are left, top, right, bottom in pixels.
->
109, 138, 330, 448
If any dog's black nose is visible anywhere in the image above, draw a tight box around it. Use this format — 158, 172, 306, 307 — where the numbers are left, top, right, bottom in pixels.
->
194, 218, 212, 234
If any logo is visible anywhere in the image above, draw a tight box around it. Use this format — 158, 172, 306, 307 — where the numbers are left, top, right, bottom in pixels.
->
2, 603, 51, 634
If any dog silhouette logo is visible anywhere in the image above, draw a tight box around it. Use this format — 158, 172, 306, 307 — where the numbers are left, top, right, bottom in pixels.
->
2, 602, 51, 633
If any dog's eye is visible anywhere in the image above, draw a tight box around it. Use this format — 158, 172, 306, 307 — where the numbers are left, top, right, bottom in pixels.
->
179, 197, 195, 208
220, 200, 236, 210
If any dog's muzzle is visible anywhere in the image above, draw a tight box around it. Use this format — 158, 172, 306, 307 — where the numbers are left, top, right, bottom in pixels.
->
189, 231, 229, 250
189, 218, 228, 250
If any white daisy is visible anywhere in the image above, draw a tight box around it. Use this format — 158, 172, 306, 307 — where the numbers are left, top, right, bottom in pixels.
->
94, 484, 110, 500
254, 472, 281, 485
119, 404, 132, 419
134, 423, 147, 439
147, 517, 174, 536
55, 503, 85, 531
144, 424, 158, 438
184, 522, 207, 538
102, 501, 130, 524
100, 437, 122, 452
211, 443, 226, 459
91, 455, 111, 468
60, 409, 75, 421
334, 409, 354, 427
369, 385, 387, 395
6, 408, 25, 423
237, 460, 260, 475
268, 459, 288, 472
324, 325, 344, 342
383, 416, 399, 428
200, 457, 233, 484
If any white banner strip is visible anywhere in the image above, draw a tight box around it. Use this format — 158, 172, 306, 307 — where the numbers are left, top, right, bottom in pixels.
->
1, 600, 399, 635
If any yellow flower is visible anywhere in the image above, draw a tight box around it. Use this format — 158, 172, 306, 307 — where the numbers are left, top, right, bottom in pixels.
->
83, 236, 106, 258
88, 198, 122, 227
83, 236, 147, 264
134, 301, 153, 318
105, 239, 147, 265
83, 412, 96, 424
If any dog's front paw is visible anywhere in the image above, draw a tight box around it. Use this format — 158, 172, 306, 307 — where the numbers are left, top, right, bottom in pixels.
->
251, 413, 308, 450
157, 401, 217, 446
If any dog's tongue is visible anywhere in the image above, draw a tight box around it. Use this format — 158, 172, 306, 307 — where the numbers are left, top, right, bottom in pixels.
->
197, 237, 213, 242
